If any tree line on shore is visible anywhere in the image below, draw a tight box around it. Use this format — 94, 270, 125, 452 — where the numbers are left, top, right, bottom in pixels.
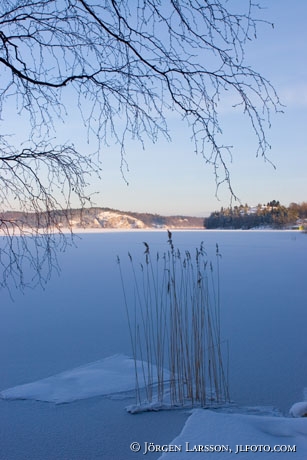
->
204, 201, 307, 229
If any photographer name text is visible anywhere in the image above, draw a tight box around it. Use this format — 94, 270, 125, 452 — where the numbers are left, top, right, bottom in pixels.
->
131, 441, 297, 455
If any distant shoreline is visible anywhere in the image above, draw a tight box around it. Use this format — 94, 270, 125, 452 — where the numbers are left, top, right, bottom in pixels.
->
0, 227, 304, 237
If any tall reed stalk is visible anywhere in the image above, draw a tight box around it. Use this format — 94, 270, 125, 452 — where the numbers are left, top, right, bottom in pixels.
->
118, 231, 230, 409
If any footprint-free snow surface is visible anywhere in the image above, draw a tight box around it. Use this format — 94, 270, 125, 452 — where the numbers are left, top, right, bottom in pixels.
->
0, 354, 142, 403
157, 409, 307, 459
1, 232, 307, 458
2, 353, 307, 459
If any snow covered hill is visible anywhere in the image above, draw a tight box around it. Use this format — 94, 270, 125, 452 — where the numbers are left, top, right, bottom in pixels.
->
1, 207, 204, 230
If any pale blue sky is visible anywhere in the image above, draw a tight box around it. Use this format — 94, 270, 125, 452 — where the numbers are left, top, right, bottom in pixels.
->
91, 0, 307, 216
5, 1, 307, 216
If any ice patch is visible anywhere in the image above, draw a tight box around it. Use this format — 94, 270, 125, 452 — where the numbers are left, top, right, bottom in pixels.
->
126, 390, 230, 414
0, 354, 149, 404
157, 409, 307, 459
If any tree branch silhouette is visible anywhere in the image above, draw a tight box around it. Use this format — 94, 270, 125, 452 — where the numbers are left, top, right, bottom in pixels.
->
0, 0, 281, 288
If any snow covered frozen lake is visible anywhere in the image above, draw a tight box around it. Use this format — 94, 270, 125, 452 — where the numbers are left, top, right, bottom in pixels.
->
0, 230, 307, 459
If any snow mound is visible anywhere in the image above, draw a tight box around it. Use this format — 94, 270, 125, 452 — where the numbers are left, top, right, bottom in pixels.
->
0, 354, 145, 404
158, 409, 307, 459
289, 401, 307, 418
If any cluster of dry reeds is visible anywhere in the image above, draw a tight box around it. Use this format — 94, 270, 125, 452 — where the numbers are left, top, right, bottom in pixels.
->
118, 231, 230, 410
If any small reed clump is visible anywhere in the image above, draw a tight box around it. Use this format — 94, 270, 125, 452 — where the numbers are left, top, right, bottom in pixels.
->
117, 231, 230, 411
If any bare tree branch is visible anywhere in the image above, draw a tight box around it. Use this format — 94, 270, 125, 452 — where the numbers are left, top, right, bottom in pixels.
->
0, 1, 281, 166
0, 137, 99, 290
0, 0, 281, 289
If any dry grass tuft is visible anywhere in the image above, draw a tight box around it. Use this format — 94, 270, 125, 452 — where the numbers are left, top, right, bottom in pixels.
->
118, 231, 230, 410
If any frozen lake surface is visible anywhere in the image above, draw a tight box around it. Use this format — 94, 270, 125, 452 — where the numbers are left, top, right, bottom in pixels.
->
0, 230, 306, 458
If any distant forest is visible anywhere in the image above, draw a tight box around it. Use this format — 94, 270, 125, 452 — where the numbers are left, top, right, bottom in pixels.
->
204, 201, 307, 229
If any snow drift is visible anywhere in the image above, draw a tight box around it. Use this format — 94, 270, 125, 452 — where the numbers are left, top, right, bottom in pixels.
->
157, 409, 307, 459
0, 354, 141, 403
